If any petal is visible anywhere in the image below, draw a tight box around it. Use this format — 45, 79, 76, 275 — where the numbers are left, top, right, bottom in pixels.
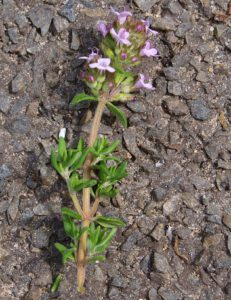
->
106, 66, 115, 73
89, 62, 99, 69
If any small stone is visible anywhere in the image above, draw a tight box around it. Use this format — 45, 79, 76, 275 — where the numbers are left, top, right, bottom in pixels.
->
163, 67, 179, 81
53, 16, 69, 34
0, 200, 9, 213
33, 261, 52, 286
190, 175, 210, 190
7, 196, 19, 222
140, 253, 152, 275
152, 187, 168, 202
123, 127, 142, 158
227, 235, 231, 255
33, 204, 50, 216
70, 29, 80, 50
93, 265, 106, 282
150, 223, 165, 241
168, 81, 183, 96
121, 230, 142, 251
181, 192, 199, 210
110, 276, 128, 288
163, 194, 181, 216
0, 164, 12, 180
29, 7, 53, 36
11, 72, 30, 93
176, 23, 192, 38
7, 117, 30, 135
7, 28, 19, 43
203, 233, 223, 248
189, 99, 210, 121
127, 101, 146, 113
0, 92, 12, 113
163, 96, 188, 116
153, 252, 172, 274
152, 16, 177, 31
148, 288, 158, 300
134, 0, 160, 12
223, 214, 231, 230
15, 14, 29, 34
196, 71, 209, 83
32, 227, 50, 248
59, 0, 75, 22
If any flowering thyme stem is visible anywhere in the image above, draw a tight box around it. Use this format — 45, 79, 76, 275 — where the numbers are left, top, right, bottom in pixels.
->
77, 99, 106, 293
90, 196, 101, 218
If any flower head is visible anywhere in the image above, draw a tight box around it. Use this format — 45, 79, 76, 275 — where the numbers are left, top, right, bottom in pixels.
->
134, 74, 154, 90
111, 7, 132, 25
79, 49, 99, 62
141, 19, 158, 36
110, 28, 131, 46
89, 58, 115, 73
59, 128, 66, 138
97, 22, 110, 37
140, 41, 158, 57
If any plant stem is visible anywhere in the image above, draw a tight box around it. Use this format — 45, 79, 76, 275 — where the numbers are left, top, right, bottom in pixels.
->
77, 99, 106, 293
90, 196, 101, 217
69, 192, 84, 217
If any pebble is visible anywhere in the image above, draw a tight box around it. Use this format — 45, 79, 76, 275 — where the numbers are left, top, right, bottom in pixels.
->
189, 99, 210, 121
59, 0, 76, 22
153, 252, 172, 274
152, 16, 177, 31
223, 214, 231, 230
29, 6, 53, 36
163, 67, 179, 81
134, 0, 160, 12
168, 81, 183, 96
163, 96, 188, 116
0, 164, 12, 180
53, 16, 69, 34
148, 288, 158, 300
163, 194, 181, 216
32, 227, 50, 248
123, 127, 142, 158
150, 223, 165, 241
70, 29, 80, 50
140, 253, 152, 275
11, 72, 30, 93
127, 101, 146, 113
0, 92, 12, 113
121, 230, 142, 251
7, 117, 30, 135
7, 28, 18, 43
203, 233, 223, 248
152, 187, 168, 202
158, 287, 181, 300
196, 71, 209, 83
0, 246, 9, 261
176, 23, 192, 38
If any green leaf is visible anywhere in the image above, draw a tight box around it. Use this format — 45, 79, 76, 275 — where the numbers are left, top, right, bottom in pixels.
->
58, 138, 67, 161
63, 248, 75, 263
94, 228, 117, 254
71, 93, 98, 105
70, 148, 89, 171
88, 255, 106, 264
55, 242, 67, 254
61, 207, 82, 221
95, 216, 126, 228
63, 215, 79, 239
51, 274, 62, 293
51, 148, 61, 173
106, 103, 127, 128
63, 151, 82, 169
72, 179, 98, 192
77, 138, 84, 151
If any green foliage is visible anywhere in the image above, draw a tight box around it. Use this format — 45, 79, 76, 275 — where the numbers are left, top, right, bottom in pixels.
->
51, 137, 89, 180
93, 160, 128, 197
68, 172, 97, 192
106, 102, 128, 128
94, 215, 126, 228
70, 93, 98, 105
87, 223, 117, 261
61, 207, 82, 221
55, 243, 75, 264
51, 274, 62, 293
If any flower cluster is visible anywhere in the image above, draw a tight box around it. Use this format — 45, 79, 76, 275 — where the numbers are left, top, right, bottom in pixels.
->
79, 7, 158, 101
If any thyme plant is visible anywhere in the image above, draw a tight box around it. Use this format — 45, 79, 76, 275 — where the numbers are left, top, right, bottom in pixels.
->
51, 8, 158, 293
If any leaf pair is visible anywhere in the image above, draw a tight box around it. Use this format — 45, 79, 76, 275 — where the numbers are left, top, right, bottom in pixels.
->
95, 215, 126, 228
68, 172, 97, 193
87, 223, 117, 261
71, 93, 127, 128
51, 138, 89, 179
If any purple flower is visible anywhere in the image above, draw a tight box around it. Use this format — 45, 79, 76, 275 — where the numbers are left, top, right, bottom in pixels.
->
140, 41, 158, 57
110, 28, 131, 46
97, 22, 110, 37
111, 7, 132, 25
89, 58, 115, 73
134, 74, 154, 90
79, 49, 99, 62
141, 19, 158, 36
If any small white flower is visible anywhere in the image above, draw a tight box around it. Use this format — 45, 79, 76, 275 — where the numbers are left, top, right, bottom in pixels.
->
59, 128, 66, 138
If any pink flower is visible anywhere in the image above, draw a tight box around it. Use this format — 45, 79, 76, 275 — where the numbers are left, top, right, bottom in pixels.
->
89, 58, 115, 73
141, 19, 158, 36
111, 7, 132, 25
134, 74, 154, 90
110, 28, 131, 46
79, 49, 99, 62
140, 41, 158, 57
97, 22, 110, 37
